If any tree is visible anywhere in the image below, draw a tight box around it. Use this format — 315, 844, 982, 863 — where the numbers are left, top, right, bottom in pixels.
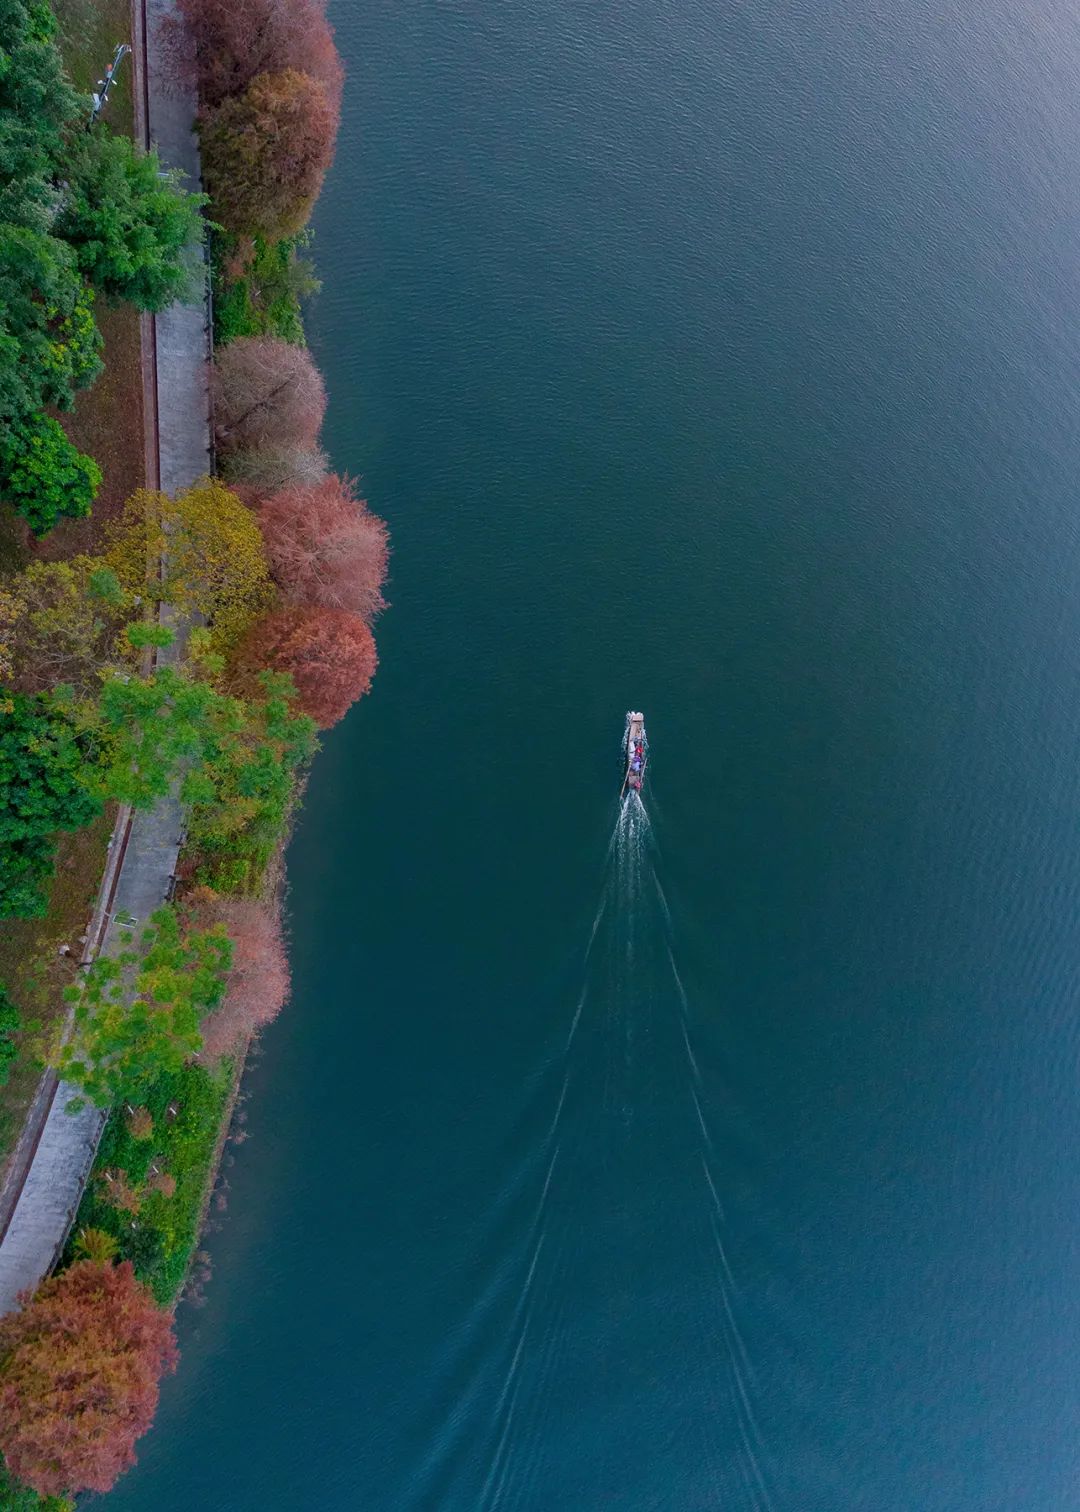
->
0, 1260, 177, 1497
232, 604, 377, 728
57, 905, 231, 1106
0, 230, 101, 434
255, 474, 388, 622
0, 692, 101, 919
185, 891, 289, 1057
54, 130, 207, 311
222, 441, 327, 492
212, 335, 325, 456
166, 0, 343, 111
107, 481, 273, 654
87, 666, 224, 809
199, 69, 337, 239
0, 0, 81, 235
73, 1227, 119, 1264
0, 556, 132, 696
0, 412, 102, 535
183, 670, 316, 855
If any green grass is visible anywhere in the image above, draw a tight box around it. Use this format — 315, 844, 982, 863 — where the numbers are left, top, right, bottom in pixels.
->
63, 1059, 234, 1305
51, 0, 134, 137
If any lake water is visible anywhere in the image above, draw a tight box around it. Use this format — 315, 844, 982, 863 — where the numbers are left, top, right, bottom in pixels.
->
108, 1, 1080, 1506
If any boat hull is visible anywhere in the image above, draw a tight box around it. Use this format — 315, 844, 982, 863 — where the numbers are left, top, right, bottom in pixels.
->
623, 711, 647, 795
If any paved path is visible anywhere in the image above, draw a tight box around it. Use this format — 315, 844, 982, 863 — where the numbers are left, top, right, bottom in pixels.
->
0, 0, 209, 1315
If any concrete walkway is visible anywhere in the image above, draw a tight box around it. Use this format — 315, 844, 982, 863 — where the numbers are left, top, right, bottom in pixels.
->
0, 0, 210, 1315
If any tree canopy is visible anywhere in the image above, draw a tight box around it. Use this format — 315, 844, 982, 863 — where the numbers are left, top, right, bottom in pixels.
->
0, 691, 101, 918
200, 69, 337, 240
171, 0, 342, 111
0, 1260, 176, 1497
232, 604, 376, 728
58, 905, 231, 1105
255, 473, 388, 622
185, 890, 289, 1057
212, 335, 326, 456
0, 555, 131, 696
54, 131, 207, 311
107, 481, 274, 656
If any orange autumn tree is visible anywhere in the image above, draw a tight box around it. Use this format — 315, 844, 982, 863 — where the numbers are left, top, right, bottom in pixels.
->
186, 891, 290, 1056
200, 69, 338, 240
0, 1261, 177, 1497
254, 473, 388, 622
233, 604, 376, 728
169, 0, 343, 111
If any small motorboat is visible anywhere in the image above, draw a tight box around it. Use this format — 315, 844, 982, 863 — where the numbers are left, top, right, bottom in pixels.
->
622, 711, 647, 796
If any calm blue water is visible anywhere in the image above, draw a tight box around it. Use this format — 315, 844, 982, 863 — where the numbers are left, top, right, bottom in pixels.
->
109, 1, 1080, 1506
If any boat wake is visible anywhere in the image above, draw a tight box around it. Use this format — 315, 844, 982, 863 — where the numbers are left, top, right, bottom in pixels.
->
456, 790, 778, 1511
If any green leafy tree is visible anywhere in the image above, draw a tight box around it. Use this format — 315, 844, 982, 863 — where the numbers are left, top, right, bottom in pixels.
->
0, 412, 101, 535
88, 666, 227, 808
57, 905, 231, 1106
185, 670, 316, 853
0, 0, 82, 235
55, 131, 207, 311
0, 691, 101, 918
0, 225, 99, 421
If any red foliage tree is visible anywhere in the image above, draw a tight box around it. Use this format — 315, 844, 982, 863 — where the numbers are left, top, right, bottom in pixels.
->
0, 1261, 177, 1497
233, 605, 376, 728
255, 474, 388, 623
200, 69, 338, 239
186, 893, 290, 1057
213, 336, 326, 456
165, 0, 343, 111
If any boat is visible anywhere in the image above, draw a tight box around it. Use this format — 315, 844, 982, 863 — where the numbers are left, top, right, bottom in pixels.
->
622, 711, 647, 796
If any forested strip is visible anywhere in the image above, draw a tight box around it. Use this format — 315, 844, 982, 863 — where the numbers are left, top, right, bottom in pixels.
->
0, 0, 388, 1502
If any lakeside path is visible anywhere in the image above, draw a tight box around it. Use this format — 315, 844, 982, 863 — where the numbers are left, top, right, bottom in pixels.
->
0, 0, 210, 1316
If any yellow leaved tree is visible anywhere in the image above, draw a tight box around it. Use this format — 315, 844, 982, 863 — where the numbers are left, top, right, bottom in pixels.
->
107, 479, 274, 658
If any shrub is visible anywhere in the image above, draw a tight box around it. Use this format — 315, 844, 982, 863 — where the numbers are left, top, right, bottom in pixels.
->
212, 335, 325, 455
0, 413, 101, 536
0, 691, 101, 919
54, 130, 207, 311
232, 603, 376, 728
0, 1261, 177, 1497
200, 69, 337, 240
255, 473, 388, 622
